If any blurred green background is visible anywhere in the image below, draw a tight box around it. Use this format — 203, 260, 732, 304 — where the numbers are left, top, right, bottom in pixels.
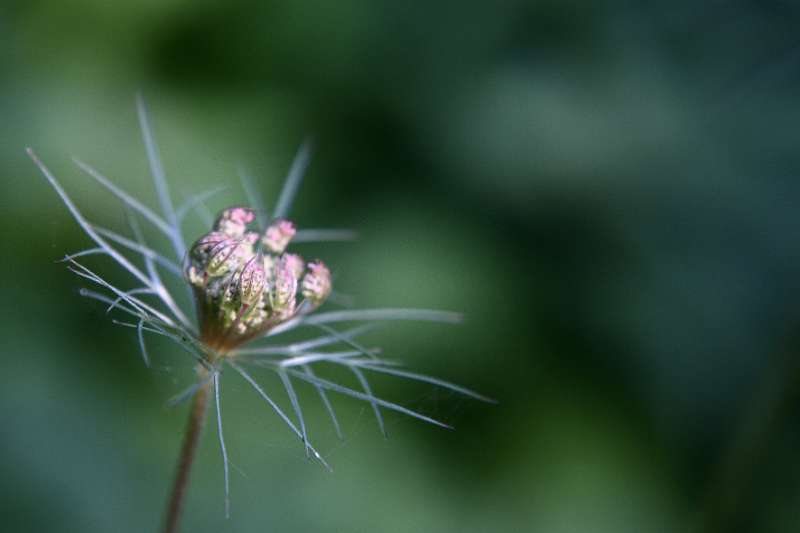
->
3, 1, 800, 532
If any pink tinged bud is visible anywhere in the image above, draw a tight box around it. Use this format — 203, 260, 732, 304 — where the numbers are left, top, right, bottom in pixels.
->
301, 260, 332, 305
262, 219, 296, 254
238, 256, 266, 305
206, 238, 241, 276
215, 207, 256, 237
228, 207, 256, 225
270, 258, 298, 311
283, 253, 305, 279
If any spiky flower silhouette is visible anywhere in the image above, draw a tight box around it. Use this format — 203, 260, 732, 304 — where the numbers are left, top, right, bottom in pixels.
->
28, 96, 492, 533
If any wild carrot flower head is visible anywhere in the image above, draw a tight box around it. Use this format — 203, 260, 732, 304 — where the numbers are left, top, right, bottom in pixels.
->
186, 207, 329, 352
28, 96, 493, 518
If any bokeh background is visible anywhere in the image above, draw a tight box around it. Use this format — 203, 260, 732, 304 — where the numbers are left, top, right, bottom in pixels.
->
3, 1, 800, 532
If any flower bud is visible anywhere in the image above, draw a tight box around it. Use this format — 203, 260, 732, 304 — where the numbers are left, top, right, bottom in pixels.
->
301, 260, 332, 305
238, 256, 266, 305
215, 207, 255, 238
182, 205, 332, 347
270, 257, 298, 312
206, 238, 241, 277
283, 253, 305, 279
262, 219, 296, 254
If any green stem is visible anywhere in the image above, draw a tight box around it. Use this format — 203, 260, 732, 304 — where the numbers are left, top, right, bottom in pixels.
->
163, 374, 211, 533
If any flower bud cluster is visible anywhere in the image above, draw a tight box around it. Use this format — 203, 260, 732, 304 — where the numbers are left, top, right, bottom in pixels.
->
185, 208, 332, 350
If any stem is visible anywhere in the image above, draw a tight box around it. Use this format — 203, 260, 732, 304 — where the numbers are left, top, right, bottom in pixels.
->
163, 373, 212, 533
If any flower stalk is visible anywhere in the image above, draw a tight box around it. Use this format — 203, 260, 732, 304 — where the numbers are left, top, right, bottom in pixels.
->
163, 367, 212, 533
